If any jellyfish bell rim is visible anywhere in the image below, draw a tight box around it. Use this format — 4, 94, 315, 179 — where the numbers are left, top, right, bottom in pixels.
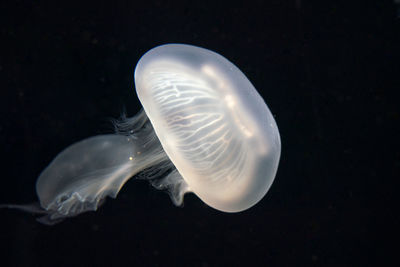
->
134, 43, 281, 212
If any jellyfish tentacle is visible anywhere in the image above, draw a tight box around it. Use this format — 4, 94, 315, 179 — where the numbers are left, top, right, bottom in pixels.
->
1, 110, 190, 225
0, 202, 47, 214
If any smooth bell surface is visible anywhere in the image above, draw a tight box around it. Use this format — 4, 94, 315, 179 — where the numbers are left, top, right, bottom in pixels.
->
135, 44, 281, 212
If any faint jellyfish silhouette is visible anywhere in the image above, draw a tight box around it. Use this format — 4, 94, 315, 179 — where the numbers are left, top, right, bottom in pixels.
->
0, 44, 281, 224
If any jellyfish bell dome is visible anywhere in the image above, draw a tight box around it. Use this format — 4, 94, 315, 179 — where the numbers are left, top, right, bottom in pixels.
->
135, 44, 281, 212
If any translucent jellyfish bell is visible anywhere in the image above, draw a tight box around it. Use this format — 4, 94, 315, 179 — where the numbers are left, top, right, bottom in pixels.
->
1, 44, 281, 224
135, 44, 281, 212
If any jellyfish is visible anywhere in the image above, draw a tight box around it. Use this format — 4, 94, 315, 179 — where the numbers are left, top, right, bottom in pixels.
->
0, 44, 281, 224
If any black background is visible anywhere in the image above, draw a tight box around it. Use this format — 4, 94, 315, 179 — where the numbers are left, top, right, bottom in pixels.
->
0, 1, 398, 266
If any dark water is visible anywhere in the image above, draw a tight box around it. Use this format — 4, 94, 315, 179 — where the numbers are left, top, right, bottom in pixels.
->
0, 1, 398, 266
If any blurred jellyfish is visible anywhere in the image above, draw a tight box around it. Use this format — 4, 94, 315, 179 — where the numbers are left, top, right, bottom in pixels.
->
0, 44, 281, 224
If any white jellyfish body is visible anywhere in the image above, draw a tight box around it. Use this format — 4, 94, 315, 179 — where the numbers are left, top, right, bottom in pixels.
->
0, 44, 281, 224
135, 44, 280, 212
